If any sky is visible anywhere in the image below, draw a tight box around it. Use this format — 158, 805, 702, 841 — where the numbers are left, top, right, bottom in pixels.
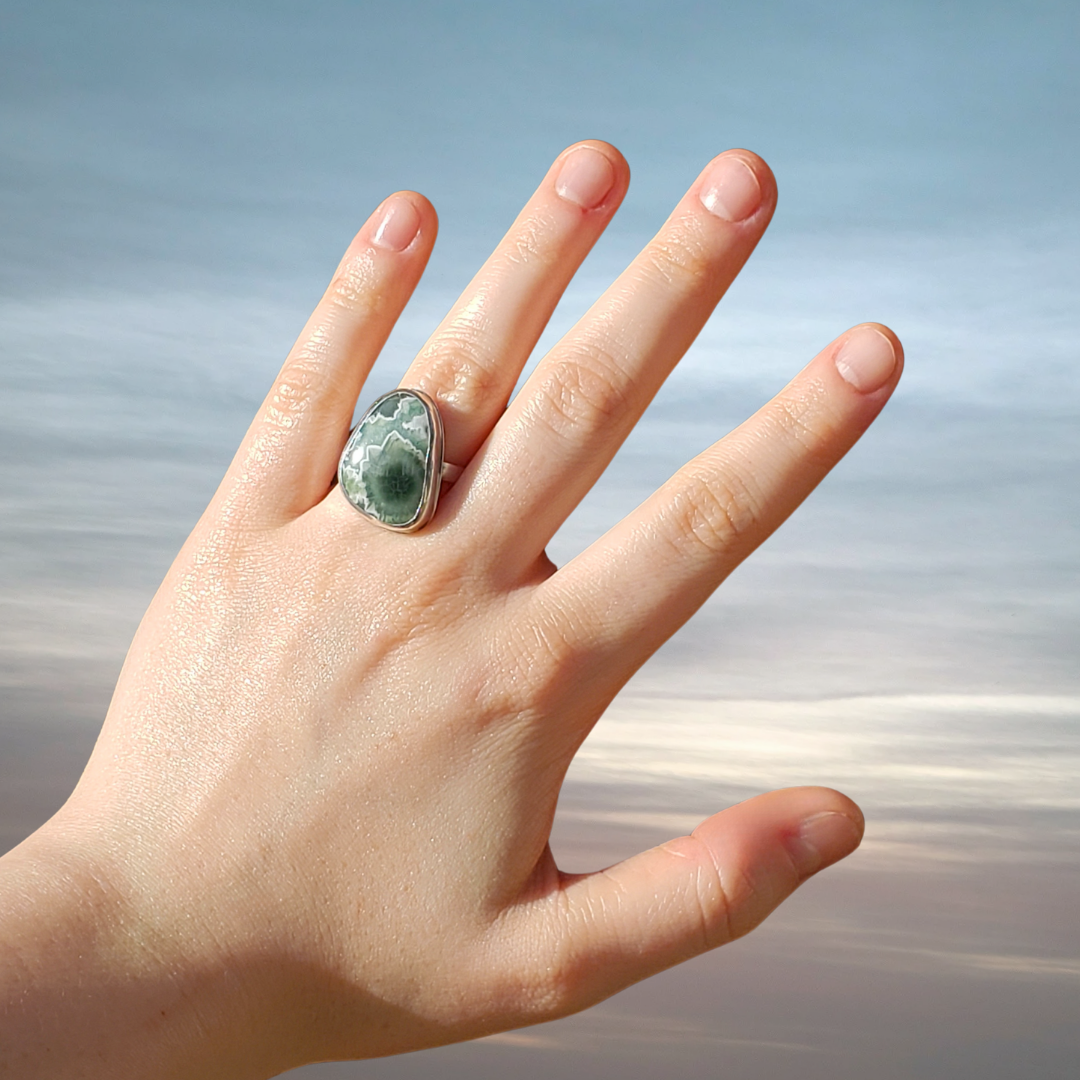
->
1, 2, 1078, 1077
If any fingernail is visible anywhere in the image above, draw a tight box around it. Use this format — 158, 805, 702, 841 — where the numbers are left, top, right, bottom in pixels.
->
372, 196, 421, 252
699, 155, 761, 222
834, 326, 898, 393
786, 812, 863, 879
555, 146, 617, 210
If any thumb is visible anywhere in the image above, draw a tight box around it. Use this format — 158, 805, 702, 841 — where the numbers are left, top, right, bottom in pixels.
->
527, 787, 863, 1017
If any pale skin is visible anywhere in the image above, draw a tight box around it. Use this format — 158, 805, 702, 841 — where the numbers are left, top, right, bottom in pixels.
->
0, 142, 902, 1077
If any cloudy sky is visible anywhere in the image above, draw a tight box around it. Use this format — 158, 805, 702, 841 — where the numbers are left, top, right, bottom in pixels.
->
1, 2, 1078, 1077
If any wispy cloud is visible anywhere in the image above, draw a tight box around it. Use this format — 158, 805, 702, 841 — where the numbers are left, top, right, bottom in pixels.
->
567, 695, 1080, 813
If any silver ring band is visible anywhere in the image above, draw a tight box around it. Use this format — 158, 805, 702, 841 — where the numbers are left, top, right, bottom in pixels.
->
440, 461, 464, 486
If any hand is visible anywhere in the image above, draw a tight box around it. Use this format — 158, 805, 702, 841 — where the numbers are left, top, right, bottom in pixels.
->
0, 142, 901, 1077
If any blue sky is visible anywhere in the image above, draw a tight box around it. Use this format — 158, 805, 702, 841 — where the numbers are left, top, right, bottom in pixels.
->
4, 0, 1079, 289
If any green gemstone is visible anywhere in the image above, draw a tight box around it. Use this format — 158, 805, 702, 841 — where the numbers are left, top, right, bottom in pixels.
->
339, 391, 434, 527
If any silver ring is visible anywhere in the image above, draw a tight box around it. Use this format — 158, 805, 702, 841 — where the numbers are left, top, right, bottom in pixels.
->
338, 389, 458, 533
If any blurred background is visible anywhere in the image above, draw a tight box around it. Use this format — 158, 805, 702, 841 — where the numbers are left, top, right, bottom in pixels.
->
1, 1, 1077, 1076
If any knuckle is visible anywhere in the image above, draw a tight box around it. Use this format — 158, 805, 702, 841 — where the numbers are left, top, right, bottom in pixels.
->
417, 330, 505, 417
771, 379, 834, 462
640, 223, 713, 292
668, 466, 764, 557
664, 835, 735, 951
504, 208, 559, 270
325, 250, 379, 312
263, 354, 326, 429
530, 339, 630, 442
396, 553, 478, 629
715, 853, 792, 942
509, 920, 586, 1022
484, 589, 590, 717
510, 599, 582, 699
519, 965, 578, 1022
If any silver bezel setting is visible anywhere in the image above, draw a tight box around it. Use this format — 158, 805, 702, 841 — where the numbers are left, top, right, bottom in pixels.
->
337, 388, 445, 533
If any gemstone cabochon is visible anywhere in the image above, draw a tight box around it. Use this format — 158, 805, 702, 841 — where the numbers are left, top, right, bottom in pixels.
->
339, 391, 436, 527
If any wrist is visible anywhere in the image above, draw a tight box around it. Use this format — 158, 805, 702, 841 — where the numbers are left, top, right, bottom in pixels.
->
0, 813, 292, 1078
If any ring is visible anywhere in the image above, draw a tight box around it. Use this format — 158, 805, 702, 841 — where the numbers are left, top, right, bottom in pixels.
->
338, 389, 458, 533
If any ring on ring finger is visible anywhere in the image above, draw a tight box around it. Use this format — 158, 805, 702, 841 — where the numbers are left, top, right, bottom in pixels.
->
338, 389, 462, 533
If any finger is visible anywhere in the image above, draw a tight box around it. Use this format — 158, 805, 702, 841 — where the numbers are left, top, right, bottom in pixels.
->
536, 324, 903, 686
456, 150, 776, 570
505, 788, 863, 1021
400, 141, 628, 469
217, 192, 437, 525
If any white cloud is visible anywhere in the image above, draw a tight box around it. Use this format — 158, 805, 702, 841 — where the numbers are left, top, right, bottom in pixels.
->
566, 694, 1080, 812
